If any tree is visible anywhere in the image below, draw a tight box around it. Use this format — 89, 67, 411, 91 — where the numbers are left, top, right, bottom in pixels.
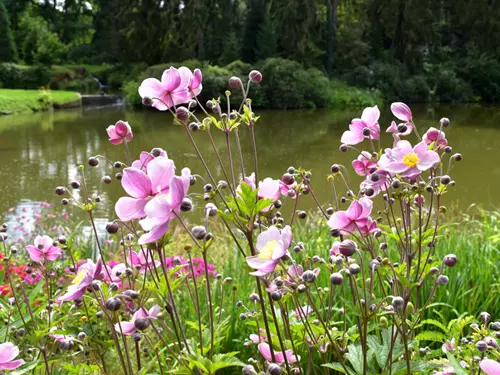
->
0, 0, 18, 62
256, 4, 278, 60
242, 0, 266, 62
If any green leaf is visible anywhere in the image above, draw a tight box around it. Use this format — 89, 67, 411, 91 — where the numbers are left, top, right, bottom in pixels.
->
322, 363, 356, 375
445, 352, 468, 375
10, 361, 41, 375
345, 344, 364, 374
417, 319, 448, 332
415, 331, 447, 343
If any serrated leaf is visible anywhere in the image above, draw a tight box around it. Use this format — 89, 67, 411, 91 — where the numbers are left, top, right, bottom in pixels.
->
415, 330, 447, 343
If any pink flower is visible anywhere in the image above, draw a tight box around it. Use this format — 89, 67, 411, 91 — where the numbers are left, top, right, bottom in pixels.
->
137, 168, 191, 245
327, 198, 376, 235
386, 121, 413, 136
49, 333, 73, 343
378, 140, 440, 178
286, 264, 320, 284
423, 127, 447, 148
0, 342, 24, 371
330, 242, 341, 256
106, 121, 133, 145
183, 67, 203, 97
26, 235, 62, 262
414, 194, 425, 207
295, 305, 313, 319
390, 102, 412, 122
103, 263, 126, 286
341, 106, 380, 145
360, 170, 389, 196
442, 338, 455, 353
56, 259, 104, 302
352, 151, 377, 176
115, 156, 176, 222
258, 342, 297, 365
131, 149, 167, 171
138, 67, 192, 110
435, 364, 455, 375
128, 250, 160, 273
246, 226, 292, 276
258, 178, 281, 201
115, 305, 161, 335
480, 359, 500, 375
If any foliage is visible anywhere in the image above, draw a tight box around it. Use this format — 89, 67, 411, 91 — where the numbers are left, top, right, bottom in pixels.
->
0, 89, 80, 114
0, 0, 17, 62
0, 63, 51, 90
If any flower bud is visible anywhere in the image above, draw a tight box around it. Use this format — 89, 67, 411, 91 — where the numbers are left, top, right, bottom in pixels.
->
176, 106, 190, 122
348, 264, 361, 275
249, 293, 260, 303
392, 296, 405, 310
267, 364, 282, 375
248, 70, 262, 84
339, 144, 348, 152
331, 164, 340, 173
88, 157, 99, 167
192, 226, 207, 240
123, 289, 140, 300
78, 332, 86, 340
61, 339, 74, 351
242, 365, 257, 375
476, 340, 488, 352
440, 117, 450, 127
480, 312, 491, 325
271, 291, 282, 301
132, 332, 142, 342
452, 153, 462, 161
105, 297, 122, 312
189, 122, 200, 132
282, 173, 295, 185
440, 175, 451, 185
330, 272, 343, 285
106, 222, 119, 234
302, 270, 317, 283
443, 254, 458, 267
339, 240, 357, 257
437, 275, 449, 285
380, 316, 389, 328
205, 203, 218, 217
181, 197, 193, 212
229, 76, 243, 89
55, 186, 66, 196
134, 318, 151, 331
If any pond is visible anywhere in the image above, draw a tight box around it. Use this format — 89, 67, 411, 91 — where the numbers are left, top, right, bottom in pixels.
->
0, 103, 499, 231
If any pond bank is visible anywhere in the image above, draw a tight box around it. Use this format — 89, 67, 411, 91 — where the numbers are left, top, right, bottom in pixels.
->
0, 89, 81, 115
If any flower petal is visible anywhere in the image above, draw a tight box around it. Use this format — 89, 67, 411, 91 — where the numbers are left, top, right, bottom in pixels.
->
341, 130, 364, 145
161, 67, 181, 92
121, 168, 152, 199
138, 78, 164, 99
147, 156, 175, 194
361, 105, 380, 127
115, 197, 148, 222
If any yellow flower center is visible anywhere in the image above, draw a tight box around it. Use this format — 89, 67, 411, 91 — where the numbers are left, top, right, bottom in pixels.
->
403, 152, 419, 168
72, 269, 87, 285
259, 240, 278, 260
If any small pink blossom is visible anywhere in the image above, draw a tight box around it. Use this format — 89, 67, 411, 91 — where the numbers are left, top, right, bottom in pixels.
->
107, 120, 133, 145
115, 305, 161, 335
386, 121, 413, 136
131, 149, 167, 171
330, 242, 341, 256
26, 235, 62, 262
360, 170, 389, 196
442, 338, 455, 353
414, 194, 425, 207
246, 226, 292, 276
480, 359, 500, 375
352, 151, 377, 176
341, 106, 380, 145
327, 198, 376, 235
128, 249, 160, 273
295, 305, 313, 319
138, 67, 194, 110
258, 342, 297, 365
56, 259, 104, 302
258, 178, 281, 201
0, 342, 24, 371
378, 140, 440, 178
390, 102, 412, 122
423, 127, 448, 148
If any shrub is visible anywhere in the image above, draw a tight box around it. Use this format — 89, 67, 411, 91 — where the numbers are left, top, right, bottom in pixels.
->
0, 63, 51, 89
0, 0, 17, 62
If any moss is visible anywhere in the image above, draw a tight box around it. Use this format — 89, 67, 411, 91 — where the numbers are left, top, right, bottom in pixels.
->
0, 89, 80, 115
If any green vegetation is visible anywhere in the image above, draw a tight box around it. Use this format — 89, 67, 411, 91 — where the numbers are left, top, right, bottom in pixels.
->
0, 0, 17, 62
0, 89, 80, 115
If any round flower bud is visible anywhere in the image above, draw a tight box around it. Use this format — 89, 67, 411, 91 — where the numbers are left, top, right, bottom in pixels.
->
484, 336, 498, 348
302, 270, 317, 283
392, 296, 405, 310
105, 297, 122, 312
132, 332, 142, 342
115, 172, 123, 180
271, 291, 282, 301
229, 76, 243, 89
55, 186, 66, 196
239, 313, 247, 321
248, 70, 262, 84
297, 284, 307, 293
452, 153, 462, 161
298, 211, 307, 219
326, 207, 334, 215
444, 146, 452, 153
267, 363, 282, 375
192, 226, 207, 240
365, 187, 375, 197
339, 240, 357, 257
348, 264, 361, 275
331, 164, 340, 173
205, 203, 218, 217
134, 317, 151, 331
362, 127, 371, 136
142, 97, 154, 106
188, 122, 200, 132
339, 144, 348, 152
78, 332, 86, 340
249, 293, 260, 303
330, 272, 344, 285
61, 339, 74, 351
88, 157, 99, 167
443, 254, 458, 267
282, 173, 295, 185
491, 322, 500, 331
176, 106, 190, 122
242, 365, 257, 375
190, 176, 197, 186
16, 328, 25, 337
440, 175, 451, 185
440, 117, 450, 127
105, 222, 119, 234
437, 275, 449, 285
480, 312, 491, 325
476, 340, 488, 353
181, 197, 193, 212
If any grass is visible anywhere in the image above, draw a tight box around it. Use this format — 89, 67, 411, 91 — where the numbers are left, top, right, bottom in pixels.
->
0, 89, 81, 115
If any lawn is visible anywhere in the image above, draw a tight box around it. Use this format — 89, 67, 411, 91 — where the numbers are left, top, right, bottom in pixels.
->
0, 89, 81, 115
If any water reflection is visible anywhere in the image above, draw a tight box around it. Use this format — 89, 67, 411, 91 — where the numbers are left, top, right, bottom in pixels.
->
0, 103, 499, 230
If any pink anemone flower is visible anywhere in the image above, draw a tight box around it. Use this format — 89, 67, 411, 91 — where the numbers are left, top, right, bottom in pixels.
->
138, 168, 191, 245
258, 178, 281, 201
360, 169, 389, 196
56, 259, 104, 302
352, 151, 377, 176
26, 235, 62, 262
103, 263, 126, 286
246, 226, 292, 276
423, 127, 448, 148
131, 148, 167, 171
286, 264, 320, 285
390, 102, 412, 122
115, 305, 161, 335
341, 106, 381, 145
138, 67, 191, 110
115, 156, 175, 222
0, 342, 24, 371
128, 249, 161, 273
328, 197, 376, 235
181, 67, 203, 97
378, 140, 440, 178
480, 359, 500, 375
107, 120, 133, 145
258, 342, 298, 365
386, 121, 413, 136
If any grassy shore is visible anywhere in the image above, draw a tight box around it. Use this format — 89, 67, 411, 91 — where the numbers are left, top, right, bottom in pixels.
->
0, 89, 81, 115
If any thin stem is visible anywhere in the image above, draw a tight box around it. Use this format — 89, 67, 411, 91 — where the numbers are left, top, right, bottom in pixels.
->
202, 250, 215, 359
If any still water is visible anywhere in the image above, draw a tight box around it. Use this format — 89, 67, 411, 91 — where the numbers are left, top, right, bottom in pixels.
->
0, 104, 499, 227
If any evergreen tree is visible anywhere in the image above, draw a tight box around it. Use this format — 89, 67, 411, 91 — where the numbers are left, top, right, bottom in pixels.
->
0, 0, 18, 62
256, 4, 278, 60
242, 0, 266, 62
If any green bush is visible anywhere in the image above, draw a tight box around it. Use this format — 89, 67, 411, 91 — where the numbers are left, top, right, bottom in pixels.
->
457, 56, 500, 102
0, 63, 51, 89
426, 64, 473, 102
328, 80, 383, 107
